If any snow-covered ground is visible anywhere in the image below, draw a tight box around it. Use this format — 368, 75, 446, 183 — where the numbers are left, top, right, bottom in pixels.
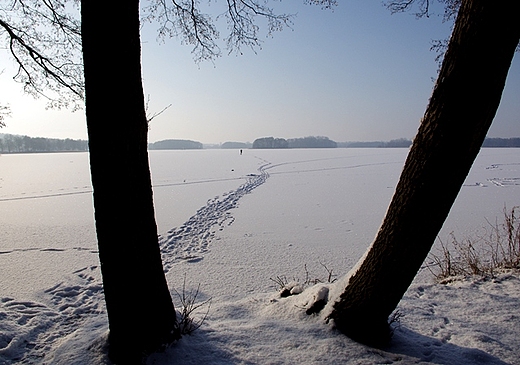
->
0, 148, 519, 364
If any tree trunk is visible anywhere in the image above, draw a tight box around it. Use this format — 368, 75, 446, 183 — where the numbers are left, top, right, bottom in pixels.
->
81, 1, 179, 362
328, 0, 520, 347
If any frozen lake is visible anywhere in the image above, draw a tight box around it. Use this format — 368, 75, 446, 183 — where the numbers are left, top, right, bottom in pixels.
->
0, 149, 520, 296
1, 147, 519, 364
1, 148, 519, 300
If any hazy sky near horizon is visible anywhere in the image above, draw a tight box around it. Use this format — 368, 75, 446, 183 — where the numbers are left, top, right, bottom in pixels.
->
0, 2, 519, 144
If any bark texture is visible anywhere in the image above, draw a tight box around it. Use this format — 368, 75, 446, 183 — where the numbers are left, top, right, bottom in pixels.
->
328, 0, 520, 347
81, 1, 179, 362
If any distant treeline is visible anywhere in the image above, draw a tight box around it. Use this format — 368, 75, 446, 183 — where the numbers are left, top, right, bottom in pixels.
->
143, 137, 520, 151
338, 137, 520, 148
252, 136, 337, 149
482, 138, 520, 147
0, 133, 88, 153
220, 141, 252, 149
2, 135, 518, 154
149, 139, 203, 150
338, 138, 413, 148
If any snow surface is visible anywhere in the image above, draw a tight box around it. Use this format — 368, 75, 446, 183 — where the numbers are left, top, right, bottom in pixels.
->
0, 148, 519, 364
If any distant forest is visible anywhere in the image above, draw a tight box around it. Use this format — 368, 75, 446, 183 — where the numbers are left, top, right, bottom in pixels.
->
250, 136, 411, 149
337, 138, 413, 148
1, 134, 519, 154
337, 138, 520, 148
482, 138, 520, 147
0, 134, 88, 153
252, 136, 337, 149
220, 141, 252, 149
148, 139, 203, 150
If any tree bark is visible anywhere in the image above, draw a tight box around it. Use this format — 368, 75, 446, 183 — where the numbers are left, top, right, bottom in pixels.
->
81, 1, 179, 362
328, 0, 520, 347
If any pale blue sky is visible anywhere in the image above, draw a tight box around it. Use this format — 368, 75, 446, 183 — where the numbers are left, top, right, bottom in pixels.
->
0, 2, 518, 144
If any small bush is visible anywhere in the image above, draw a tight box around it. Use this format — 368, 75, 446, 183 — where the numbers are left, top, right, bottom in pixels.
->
173, 274, 211, 335
270, 263, 337, 297
427, 206, 520, 282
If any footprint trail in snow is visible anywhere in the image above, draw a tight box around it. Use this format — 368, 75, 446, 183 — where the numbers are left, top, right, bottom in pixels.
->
0, 266, 104, 364
0, 158, 271, 363
159, 159, 270, 272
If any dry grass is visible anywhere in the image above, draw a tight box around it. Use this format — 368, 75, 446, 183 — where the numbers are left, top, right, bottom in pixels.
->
173, 274, 211, 335
270, 263, 337, 297
427, 206, 520, 282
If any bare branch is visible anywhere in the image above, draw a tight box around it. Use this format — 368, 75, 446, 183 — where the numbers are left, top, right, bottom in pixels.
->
386, 0, 431, 18
0, 18, 81, 96
385, 0, 460, 20
385, 0, 463, 70
304, 0, 338, 10
145, 95, 172, 124
0, 104, 11, 127
142, 0, 220, 62
222, 0, 294, 56
0, 0, 83, 108
142, 0, 307, 62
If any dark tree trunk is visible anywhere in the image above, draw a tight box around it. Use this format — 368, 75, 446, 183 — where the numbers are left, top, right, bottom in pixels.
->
81, 1, 179, 362
328, 0, 520, 347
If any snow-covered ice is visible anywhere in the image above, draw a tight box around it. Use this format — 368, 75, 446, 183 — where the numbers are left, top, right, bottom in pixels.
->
0, 148, 519, 364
